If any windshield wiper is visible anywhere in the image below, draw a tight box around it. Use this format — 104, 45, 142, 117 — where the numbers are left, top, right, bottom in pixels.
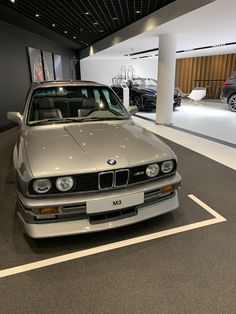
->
29, 118, 64, 125
29, 117, 87, 125
29, 116, 128, 125
82, 116, 128, 122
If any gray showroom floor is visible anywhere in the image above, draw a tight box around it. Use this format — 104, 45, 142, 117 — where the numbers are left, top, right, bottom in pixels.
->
137, 99, 236, 146
0, 128, 236, 314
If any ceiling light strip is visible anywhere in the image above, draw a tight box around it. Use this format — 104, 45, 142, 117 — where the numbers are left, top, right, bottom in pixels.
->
57, 1, 97, 41
70, 0, 108, 40
110, 0, 121, 28
125, 41, 236, 58
96, 0, 117, 31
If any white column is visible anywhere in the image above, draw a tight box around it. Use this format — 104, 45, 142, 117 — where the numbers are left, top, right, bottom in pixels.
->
156, 34, 177, 125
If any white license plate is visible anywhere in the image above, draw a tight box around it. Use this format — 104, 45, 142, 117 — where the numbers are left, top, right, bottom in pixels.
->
87, 192, 144, 214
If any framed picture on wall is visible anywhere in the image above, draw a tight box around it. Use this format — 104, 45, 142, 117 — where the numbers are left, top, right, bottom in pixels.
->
53, 54, 63, 80
27, 47, 44, 82
42, 51, 55, 81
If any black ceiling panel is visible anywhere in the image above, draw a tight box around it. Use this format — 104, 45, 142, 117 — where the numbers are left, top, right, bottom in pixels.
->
0, 0, 175, 49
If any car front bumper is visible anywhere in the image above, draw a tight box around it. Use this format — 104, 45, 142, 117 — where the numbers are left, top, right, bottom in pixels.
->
220, 92, 227, 103
16, 172, 182, 238
174, 96, 181, 107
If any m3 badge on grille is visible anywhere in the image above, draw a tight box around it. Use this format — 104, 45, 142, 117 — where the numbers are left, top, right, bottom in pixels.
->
107, 159, 117, 165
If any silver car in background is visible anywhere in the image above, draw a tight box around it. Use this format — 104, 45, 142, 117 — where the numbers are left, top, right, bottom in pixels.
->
8, 81, 182, 238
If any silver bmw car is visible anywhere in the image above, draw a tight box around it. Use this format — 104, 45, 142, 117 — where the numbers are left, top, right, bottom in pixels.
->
7, 81, 182, 238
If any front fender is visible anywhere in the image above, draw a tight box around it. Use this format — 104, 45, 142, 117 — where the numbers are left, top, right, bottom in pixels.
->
13, 132, 33, 195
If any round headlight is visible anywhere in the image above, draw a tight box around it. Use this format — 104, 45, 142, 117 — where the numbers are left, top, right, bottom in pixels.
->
161, 160, 174, 173
33, 179, 52, 194
146, 163, 160, 177
56, 176, 74, 192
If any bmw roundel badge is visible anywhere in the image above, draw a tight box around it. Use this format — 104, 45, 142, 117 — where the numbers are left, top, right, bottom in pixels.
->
107, 159, 117, 165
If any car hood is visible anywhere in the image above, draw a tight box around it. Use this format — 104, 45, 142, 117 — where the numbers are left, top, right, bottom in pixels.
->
23, 120, 174, 178
135, 86, 157, 94
135, 86, 179, 96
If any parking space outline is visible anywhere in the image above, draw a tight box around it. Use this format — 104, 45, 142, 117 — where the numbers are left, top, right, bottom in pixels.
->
0, 194, 227, 279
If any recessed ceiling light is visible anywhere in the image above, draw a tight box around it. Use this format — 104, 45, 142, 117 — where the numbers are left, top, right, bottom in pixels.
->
35, 14, 39, 17
112, 17, 118, 20
52, 23, 56, 27
73, 36, 77, 39
64, 30, 68, 34
136, 10, 141, 13
10, 0, 15, 3
93, 22, 99, 25
85, 12, 90, 15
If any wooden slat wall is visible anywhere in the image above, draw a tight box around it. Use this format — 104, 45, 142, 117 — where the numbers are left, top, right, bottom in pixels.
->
175, 54, 236, 98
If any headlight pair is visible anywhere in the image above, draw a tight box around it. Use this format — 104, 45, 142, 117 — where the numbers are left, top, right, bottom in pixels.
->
146, 160, 174, 178
33, 176, 74, 194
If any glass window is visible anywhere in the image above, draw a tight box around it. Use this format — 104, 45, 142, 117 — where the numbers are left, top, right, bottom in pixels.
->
27, 85, 129, 125
133, 78, 157, 87
93, 89, 101, 103
81, 88, 88, 98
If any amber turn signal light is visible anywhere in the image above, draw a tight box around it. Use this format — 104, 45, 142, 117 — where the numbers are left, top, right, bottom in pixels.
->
161, 185, 174, 193
39, 207, 59, 215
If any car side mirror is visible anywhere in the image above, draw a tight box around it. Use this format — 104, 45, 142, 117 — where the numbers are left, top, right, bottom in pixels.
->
127, 105, 138, 116
7, 112, 23, 125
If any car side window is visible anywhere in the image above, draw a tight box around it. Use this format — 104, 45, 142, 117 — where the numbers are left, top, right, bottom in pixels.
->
101, 88, 125, 115
133, 79, 141, 86
103, 89, 113, 106
81, 88, 88, 98
93, 89, 101, 103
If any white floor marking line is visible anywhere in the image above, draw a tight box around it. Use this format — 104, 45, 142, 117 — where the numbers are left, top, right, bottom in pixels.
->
0, 195, 227, 279
188, 194, 226, 221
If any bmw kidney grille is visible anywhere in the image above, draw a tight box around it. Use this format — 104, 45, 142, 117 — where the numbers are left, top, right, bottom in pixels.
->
98, 169, 129, 189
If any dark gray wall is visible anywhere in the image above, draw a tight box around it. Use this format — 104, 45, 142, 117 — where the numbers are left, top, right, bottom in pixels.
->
0, 19, 77, 129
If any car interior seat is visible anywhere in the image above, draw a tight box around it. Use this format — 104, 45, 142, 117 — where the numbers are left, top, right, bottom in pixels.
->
68, 92, 87, 117
78, 97, 100, 117
34, 97, 62, 120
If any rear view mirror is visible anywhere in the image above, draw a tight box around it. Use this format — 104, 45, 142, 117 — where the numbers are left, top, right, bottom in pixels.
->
7, 112, 23, 125
127, 105, 138, 116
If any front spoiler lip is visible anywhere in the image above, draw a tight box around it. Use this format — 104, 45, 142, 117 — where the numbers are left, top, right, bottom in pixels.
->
18, 192, 179, 238
220, 95, 227, 104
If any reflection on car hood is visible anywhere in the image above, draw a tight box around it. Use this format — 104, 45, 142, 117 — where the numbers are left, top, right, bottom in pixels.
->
23, 120, 174, 178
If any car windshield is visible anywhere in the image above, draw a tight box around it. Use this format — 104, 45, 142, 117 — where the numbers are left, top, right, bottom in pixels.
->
28, 86, 129, 125
133, 78, 157, 87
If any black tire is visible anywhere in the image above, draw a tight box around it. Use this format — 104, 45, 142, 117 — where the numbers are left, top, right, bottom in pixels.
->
133, 96, 142, 111
228, 94, 236, 112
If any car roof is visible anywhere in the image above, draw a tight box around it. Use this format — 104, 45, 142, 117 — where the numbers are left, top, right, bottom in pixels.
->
30, 80, 106, 89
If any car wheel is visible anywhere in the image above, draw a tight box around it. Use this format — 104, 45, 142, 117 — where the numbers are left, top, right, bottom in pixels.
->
228, 94, 236, 112
133, 96, 142, 111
